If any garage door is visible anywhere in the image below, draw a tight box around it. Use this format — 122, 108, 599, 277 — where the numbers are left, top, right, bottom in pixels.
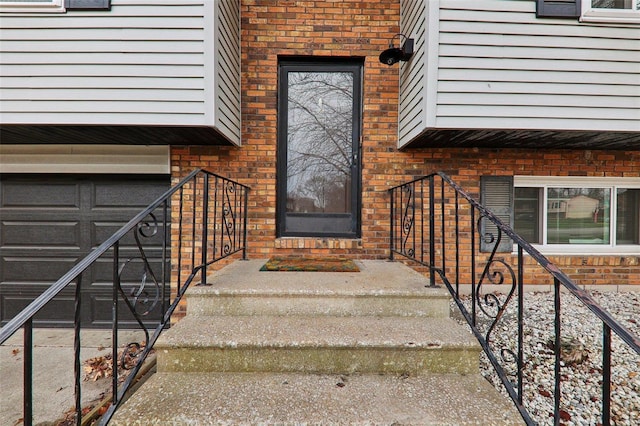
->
0, 175, 171, 328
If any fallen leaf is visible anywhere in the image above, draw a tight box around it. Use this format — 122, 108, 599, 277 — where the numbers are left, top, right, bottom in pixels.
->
538, 388, 551, 398
12, 348, 20, 356
559, 410, 571, 421
82, 341, 153, 382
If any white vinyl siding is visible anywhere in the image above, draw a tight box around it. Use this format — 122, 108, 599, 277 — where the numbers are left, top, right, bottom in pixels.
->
213, 0, 241, 144
398, 0, 640, 148
0, 0, 241, 145
399, 0, 429, 142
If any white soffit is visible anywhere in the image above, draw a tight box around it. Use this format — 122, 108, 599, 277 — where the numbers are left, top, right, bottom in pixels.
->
0, 145, 170, 174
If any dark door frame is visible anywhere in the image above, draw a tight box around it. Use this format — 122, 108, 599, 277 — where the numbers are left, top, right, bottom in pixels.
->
276, 57, 363, 238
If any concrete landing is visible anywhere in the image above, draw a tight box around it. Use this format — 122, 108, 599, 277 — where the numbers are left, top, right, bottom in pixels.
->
188, 259, 451, 318
111, 372, 524, 425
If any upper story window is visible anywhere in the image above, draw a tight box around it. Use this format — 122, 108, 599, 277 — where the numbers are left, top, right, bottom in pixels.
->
513, 177, 640, 254
0, 0, 65, 13
0, 0, 109, 12
581, 0, 640, 23
536, 0, 640, 22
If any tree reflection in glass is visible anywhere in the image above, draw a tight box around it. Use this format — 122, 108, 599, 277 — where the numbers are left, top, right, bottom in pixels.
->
286, 71, 353, 214
547, 187, 610, 244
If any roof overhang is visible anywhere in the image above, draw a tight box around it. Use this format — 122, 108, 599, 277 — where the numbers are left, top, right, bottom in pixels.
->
401, 129, 640, 151
0, 125, 236, 146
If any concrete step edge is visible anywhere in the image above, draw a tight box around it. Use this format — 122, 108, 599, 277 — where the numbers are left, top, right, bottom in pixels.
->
187, 288, 451, 298
156, 315, 479, 350
185, 291, 451, 318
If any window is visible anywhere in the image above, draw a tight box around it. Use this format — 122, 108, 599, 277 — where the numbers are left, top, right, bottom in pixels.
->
581, 0, 640, 23
536, 0, 640, 22
617, 187, 640, 244
0, 0, 109, 12
0, 0, 65, 13
513, 177, 640, 253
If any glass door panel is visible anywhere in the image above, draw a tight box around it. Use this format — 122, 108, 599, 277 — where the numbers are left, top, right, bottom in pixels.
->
278, 61, 362, 237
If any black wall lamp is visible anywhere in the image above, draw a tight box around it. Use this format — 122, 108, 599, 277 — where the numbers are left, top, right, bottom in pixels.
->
379, 33, 414, 66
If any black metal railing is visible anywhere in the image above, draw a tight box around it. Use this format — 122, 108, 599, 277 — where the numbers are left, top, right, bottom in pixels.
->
389, 172, 640, 426
0, 168, 250, 426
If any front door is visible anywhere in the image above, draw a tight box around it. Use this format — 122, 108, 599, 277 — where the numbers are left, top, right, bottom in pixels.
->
277, 59, 362, 238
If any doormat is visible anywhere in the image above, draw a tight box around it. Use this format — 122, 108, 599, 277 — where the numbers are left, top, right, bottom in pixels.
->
260, 257, 360, 272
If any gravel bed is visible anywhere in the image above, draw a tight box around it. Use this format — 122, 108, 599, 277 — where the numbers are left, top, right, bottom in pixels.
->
451, 291, 639, 426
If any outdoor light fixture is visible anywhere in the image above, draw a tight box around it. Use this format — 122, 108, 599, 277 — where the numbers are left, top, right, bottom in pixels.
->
379, 33, 414, 66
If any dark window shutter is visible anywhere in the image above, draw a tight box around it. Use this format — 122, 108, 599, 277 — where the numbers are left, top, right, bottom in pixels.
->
480, 176, 514, 253
66, 0, 110, 10
536, 0, 581, 18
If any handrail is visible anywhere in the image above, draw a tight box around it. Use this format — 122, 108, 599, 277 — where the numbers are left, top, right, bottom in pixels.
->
389, 171, 639, 426
0, 168, 250, 425
435, 172, 639, 352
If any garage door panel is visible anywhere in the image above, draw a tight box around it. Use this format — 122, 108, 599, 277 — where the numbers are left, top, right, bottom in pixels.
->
1, 181, 81, 209
1, 256, 80, 282
1, 290, 161, 328
1, 291, 76, 327
89, 294, 167, 328
1, 221, 80, 248
93, 222, 168, 250
88, 257, 167, 287
93, 182, 170, 208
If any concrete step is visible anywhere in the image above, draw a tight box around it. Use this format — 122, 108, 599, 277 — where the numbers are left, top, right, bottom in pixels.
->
188, 259, 451, 318
110, 259, 521, 425
111, 371, 524, 425
155, 315, 480, 375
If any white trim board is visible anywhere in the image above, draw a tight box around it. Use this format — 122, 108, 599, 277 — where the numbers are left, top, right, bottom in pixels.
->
0, 144, 170, 174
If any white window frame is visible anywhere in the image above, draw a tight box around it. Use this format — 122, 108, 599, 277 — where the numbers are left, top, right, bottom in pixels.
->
514, 176, 640, 255
0, 0, 65, 13
581, 0, 640, 24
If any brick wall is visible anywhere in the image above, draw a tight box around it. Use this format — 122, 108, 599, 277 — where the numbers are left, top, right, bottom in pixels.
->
392, 149, 640, 288
170, 1, 639, 295
172, 0, 403, 261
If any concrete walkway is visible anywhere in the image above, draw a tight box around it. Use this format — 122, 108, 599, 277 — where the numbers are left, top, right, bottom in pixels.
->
113, 371, 523, 425
0, 329, 142, 426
